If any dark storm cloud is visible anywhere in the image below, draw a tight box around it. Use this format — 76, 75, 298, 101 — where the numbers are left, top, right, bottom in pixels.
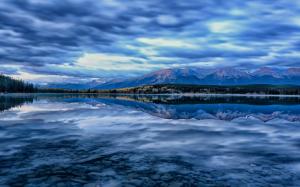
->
0, 0, 299, 82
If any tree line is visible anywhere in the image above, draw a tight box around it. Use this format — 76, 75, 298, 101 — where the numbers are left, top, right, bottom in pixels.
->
103, 84, 300, 95
0, 74, 36, 93
1, 74, 300, 95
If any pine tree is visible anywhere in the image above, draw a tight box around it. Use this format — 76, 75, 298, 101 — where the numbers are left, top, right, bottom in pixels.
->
0, 74, 36, 93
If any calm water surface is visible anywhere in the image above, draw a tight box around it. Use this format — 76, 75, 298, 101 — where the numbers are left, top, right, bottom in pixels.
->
0, 94, 300, 186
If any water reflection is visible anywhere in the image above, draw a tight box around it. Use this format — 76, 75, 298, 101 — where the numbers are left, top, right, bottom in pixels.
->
1, 94, 300, 122
0, 95, 35, 112
96, 95, 300, 122
0, 94, 300, 186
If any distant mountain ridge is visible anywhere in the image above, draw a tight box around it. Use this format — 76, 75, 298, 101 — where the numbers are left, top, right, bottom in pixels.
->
41, 79, 106, 90
94, 67, 300, 90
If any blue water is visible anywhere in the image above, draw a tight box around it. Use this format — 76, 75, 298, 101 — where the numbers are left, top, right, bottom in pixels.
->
0, 94, 300, 186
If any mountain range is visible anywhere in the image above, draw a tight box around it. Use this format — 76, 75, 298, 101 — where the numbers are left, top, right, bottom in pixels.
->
95, 67, 300, 90
41, 79, 105, 90
43, 67, 300, 90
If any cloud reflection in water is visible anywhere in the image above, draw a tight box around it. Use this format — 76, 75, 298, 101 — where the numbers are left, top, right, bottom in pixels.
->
0, 94, 300, 186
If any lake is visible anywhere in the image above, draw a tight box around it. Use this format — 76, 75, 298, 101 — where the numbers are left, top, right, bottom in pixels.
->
0, 94, 300, 186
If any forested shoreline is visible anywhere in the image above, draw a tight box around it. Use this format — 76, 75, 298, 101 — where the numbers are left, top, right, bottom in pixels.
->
37, 84, 300, 95
0, 75, 36, 93
1, 74, 300, 95
99, 84, 300, 95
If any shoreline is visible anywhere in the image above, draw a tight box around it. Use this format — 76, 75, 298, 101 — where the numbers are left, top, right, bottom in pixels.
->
2, 92, 300, 98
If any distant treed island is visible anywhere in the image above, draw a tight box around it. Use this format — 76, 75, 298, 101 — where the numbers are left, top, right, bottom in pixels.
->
1, 74, 300, 95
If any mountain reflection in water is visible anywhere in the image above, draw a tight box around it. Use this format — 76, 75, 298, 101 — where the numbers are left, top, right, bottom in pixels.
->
0, 94, 300, 186
96, 95, 300, 122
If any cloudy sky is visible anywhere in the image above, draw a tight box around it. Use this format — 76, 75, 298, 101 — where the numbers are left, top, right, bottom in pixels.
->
1, 0, 300, 83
